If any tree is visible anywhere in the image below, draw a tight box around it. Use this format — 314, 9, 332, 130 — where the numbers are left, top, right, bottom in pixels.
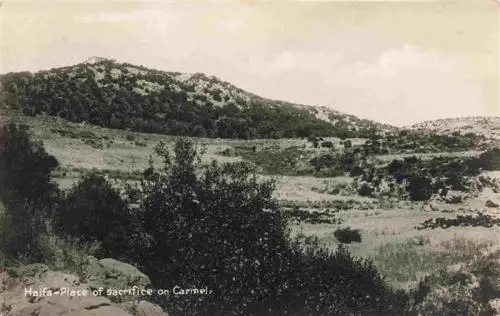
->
407, 174, 433, 201
57, 173, 139, 259
0, 123, 59, 206
0, 123, 60, 260
129, 139, 408, 315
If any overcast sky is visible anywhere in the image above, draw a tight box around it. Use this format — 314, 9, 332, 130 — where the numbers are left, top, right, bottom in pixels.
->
1, 0, 498, 126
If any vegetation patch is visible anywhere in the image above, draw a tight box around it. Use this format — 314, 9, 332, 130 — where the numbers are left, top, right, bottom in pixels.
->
285, 206, 341, 224
334, 227, 362, 243
416, 212, 500, 230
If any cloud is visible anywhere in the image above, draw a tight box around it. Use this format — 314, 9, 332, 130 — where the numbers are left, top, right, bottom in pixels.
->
322, 45, 485, 125
231, 44, 485, 126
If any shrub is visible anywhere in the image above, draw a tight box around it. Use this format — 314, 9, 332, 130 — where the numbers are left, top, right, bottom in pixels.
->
0, 123, 59, 205
0, 199, 52, 261
125, 134, 135, 141
320, 140, 334, 148
129, 138, 405, 315
334, 227, 362, 244
57, 172, 141, 260
476, 148, 500, 171
407, 174, 434, 201
357, 182, 374, 197
0, 123, 60, 261
36, 228, 101, 282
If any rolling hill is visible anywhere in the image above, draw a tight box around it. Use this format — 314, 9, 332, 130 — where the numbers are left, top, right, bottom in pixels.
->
0, 57, 396, 139
410, 117, 500, 140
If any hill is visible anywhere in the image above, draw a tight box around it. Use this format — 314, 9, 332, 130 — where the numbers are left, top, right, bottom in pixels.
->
409, 116, 500, 141
0, 57, 396, 139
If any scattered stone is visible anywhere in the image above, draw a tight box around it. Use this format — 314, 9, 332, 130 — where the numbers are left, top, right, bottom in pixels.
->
0, 261, 167, 316
485, 199, 499, 208
445, 193, 463, 204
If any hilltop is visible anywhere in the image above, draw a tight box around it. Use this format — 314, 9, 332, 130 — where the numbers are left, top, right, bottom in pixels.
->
410, 116, 500, 142
0, 57, 396, 139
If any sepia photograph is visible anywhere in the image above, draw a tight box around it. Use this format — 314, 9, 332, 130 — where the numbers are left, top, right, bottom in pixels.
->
0, 0, 499, 315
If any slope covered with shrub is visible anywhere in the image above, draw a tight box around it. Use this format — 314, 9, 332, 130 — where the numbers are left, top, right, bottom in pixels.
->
0, 58, 393, 139
0, 123, 409, 315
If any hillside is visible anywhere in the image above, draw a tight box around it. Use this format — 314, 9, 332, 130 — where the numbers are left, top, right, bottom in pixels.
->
0, 57, 396, 139
410, 117, 500, 142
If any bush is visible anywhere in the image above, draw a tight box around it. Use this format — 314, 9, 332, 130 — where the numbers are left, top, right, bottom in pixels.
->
0, 123, 60, 261
36, 228, 101, 282
57, 172, 141, 260
0, 129, 409, 315
321, 140, 334, 148
475, 148, 500, 171
0, 199, 52, 261
357, 182, 374, 197
129, 138, 405, 315
334, 227, 362, 244
407, 174, 433, 201
0, 123, 59, 205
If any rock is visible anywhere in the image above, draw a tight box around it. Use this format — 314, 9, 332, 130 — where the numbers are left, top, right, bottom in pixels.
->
0, 261, 167, 316
485, 199, 499, 208
84, 257, 151, 302
444, 191, 465, 204
121, 300, 168, 316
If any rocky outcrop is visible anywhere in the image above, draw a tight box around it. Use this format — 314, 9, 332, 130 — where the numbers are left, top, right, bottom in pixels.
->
0, 262, 168, 316
444, 191, 465, 204
83, 257, 151, 303
485, 199, 499, 208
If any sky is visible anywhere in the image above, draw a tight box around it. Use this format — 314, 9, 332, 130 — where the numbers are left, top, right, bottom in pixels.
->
0, 0, 499, 126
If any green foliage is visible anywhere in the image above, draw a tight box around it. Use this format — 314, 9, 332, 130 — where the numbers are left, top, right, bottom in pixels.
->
0, 123, 60, 261
408, 258, 500, 316
0, 199, 52, 261
0, 123, 59, 205
0, 129, 409, 315
357, 182, 374, 197
417, 212, 500, 230
0, 60, 389, 139
36, 229, 101, 282
128, 138, 406, 315
320, 140, 334, 148
57, 172, 142, 260
407, 174, 433, 201
334, 227, 362, 244
475, 148, 500, 171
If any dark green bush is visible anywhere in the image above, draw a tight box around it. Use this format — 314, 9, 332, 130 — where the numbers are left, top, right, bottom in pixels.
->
357, 182, 374, 197
0, 123, 59, 205
321, 140, 334, 148
334, 227, 362, 244
407, 174, 433, 201
57, 173, 142, 260
475, 148, 500, 171
129, 139, 406, 315
0, 123, 60, 260
125, 134, 135, 141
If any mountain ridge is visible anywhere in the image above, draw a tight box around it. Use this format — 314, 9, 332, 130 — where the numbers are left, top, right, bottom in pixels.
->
0, 57, 396, 139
